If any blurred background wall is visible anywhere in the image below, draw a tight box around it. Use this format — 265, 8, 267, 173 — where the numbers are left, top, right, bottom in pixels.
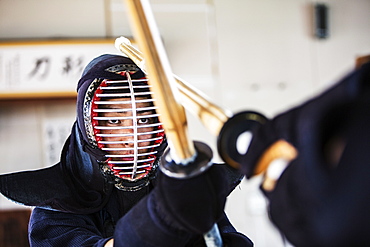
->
0, 0, 369, 246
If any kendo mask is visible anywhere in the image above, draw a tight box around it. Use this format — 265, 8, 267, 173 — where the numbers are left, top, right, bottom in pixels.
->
76, 54, 166, 191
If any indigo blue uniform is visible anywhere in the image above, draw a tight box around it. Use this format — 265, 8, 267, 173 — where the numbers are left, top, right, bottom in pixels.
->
26, 166, 251, 247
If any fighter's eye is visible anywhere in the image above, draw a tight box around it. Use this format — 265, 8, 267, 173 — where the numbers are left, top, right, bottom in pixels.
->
107, 119, 121, 125
138, 118, 150, 124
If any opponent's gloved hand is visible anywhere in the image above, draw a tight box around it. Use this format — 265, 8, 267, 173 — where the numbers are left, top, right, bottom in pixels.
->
240, 62, 370, 180
237, 62, 370, 246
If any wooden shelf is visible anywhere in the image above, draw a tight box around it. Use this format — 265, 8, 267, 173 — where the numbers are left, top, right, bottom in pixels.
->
0, 38, 117, 46
0, 91, 77, 101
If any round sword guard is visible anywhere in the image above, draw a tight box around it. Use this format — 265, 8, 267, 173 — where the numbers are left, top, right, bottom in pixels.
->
217, 110, 268, 169
160, 141, 213, 179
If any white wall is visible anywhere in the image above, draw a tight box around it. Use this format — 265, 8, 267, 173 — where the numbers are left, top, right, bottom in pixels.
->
0, 0, 369, 246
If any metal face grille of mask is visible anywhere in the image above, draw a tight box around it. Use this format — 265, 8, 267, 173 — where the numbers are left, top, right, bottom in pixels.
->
89, 72, 164, 182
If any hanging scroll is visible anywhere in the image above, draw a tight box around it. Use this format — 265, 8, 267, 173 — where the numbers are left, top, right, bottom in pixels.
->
0, 39, 123, 99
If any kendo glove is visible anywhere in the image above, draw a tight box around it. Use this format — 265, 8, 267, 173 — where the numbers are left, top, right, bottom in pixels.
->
239, 62, 370, 182
237, 59, 370, 247
151, 163, 229, 234
113, 142, 230, 247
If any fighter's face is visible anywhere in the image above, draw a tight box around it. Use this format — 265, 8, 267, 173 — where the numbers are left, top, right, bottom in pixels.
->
98, 97, 158, 180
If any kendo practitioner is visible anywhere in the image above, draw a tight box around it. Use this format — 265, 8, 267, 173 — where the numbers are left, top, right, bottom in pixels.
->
0, 54, 253, 247
239, 61, 370, 246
